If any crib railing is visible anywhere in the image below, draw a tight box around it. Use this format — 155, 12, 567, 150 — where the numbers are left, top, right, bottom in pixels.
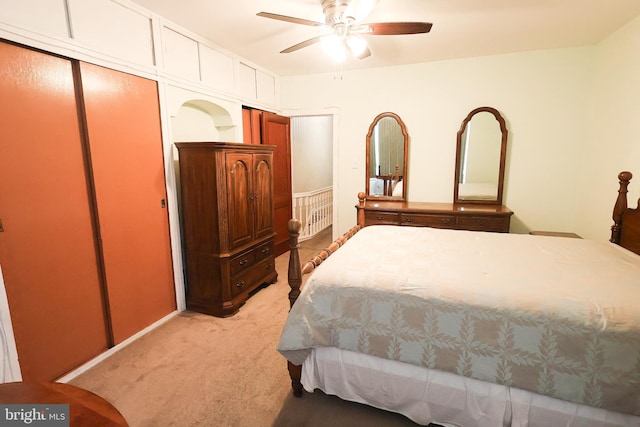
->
292, 186, 333, 241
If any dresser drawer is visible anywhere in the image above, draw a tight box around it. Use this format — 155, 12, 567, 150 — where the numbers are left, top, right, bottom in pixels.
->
400, 213, 455, 228
229, 249, 255, 276
231, 257, 275, 298
456, 215, 509, 232
365, 211, 400, 225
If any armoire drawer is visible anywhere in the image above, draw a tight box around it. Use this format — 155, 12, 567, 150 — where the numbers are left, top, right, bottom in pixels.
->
229, 249, 255, 276
400, 213, 455, 228
254, 240, 274, 262
231, 257, 276, 298
456, 216, 509, 232
365, 211, 400, 225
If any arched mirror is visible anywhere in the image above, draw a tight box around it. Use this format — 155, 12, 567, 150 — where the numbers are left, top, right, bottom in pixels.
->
454, 106, 508, 205
365, 112, 409, 200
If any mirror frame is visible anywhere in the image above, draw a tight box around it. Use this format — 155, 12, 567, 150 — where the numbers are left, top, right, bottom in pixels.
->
365, 112, 409, 201
453, 106, 508, 205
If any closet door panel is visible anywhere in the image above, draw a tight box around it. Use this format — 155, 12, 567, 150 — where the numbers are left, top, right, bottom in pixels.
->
78, 62, 176, 344
0, 42, 108, 380
261, 112, 292, 256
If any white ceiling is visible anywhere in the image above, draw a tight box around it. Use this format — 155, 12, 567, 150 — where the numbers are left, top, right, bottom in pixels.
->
130, 0, 640, 76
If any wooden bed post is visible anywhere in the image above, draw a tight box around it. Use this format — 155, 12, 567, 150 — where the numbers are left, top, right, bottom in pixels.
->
285, 218, 363, 397
287, 219, 303, 309
286, 219, 304, 397
611, 171, 632, 244
287, 219, 364, 397
357, 192, 366, 228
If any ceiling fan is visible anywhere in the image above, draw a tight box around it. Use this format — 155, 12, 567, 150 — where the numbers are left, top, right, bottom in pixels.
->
257, 0, 432, 61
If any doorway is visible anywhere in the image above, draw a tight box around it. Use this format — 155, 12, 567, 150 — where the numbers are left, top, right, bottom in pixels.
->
289, 113, 336, 241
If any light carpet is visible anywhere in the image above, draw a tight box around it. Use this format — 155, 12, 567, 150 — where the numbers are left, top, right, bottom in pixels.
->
69, 228, 422, 426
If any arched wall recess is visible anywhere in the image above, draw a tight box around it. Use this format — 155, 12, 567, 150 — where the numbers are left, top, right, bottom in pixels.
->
166, 85, 240, 143
173, 103, 219, 142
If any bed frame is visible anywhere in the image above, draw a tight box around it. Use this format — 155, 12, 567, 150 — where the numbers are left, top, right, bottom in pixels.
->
284, 170, 640, 397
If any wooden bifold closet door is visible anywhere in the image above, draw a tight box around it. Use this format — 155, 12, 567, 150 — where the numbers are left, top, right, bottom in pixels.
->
78, 62, 176, 344
0, 41, 176, 381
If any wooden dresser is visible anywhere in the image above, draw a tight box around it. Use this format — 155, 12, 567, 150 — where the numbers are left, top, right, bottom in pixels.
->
176, 142, 278, 317
356, 195, 513, 233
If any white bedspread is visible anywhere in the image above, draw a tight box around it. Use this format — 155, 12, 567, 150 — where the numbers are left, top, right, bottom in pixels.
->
278, 225, 640, 416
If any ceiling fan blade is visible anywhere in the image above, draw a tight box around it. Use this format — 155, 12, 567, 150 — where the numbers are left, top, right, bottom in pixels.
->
361, 22, 433, 35
257, 12, 325, 27
280, 36, 324, 54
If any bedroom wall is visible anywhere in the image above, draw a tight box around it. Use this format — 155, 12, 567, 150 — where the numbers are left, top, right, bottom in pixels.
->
578, 14, 640, 241
281, 14, 640, 240
280, 47, 596, 237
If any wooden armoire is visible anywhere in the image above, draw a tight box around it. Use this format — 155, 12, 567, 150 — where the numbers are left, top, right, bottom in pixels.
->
176, 142, 278, 317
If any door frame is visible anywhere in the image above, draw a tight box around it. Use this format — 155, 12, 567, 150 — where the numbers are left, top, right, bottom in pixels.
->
282, 107, 340, 241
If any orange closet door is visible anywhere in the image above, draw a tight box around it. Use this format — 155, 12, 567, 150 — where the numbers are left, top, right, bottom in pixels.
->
0, 42, 108, 380
78, 62, 176, 344
261, 112, 292, 257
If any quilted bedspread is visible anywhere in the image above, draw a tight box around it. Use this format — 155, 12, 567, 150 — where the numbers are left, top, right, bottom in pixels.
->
277, 225, 640, 415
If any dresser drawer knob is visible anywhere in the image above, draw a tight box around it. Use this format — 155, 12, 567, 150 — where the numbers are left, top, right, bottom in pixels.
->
236, 281, 245, 288
375, 215, 383, 220
406, 217, 413, 222
266, 263, 272, 270
475, 218, 487, 225
239, 259, 248, 266
262, 248, 269, 254
441, 218, 452, 224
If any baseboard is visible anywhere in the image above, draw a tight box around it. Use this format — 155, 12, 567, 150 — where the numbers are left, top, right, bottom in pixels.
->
56, 310, 180, 383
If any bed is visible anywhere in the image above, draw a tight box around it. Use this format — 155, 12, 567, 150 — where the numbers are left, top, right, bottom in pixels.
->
277, 171, 640, 427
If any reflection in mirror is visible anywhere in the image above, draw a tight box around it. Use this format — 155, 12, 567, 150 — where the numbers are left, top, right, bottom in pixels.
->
366, 112, 408, 200
454, 107, 508, 205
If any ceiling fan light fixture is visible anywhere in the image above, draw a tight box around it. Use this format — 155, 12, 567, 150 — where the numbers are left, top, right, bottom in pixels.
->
321, 34, 347, 62
258, 0, 432, 63
346, 35, 367, 57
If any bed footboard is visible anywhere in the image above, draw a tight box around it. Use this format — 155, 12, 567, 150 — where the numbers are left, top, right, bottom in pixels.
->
611, 171, 640, 256
286, 218, 361, 397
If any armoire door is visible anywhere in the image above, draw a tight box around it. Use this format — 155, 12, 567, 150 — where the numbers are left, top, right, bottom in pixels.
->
78, 62, 176, 344
261, 112, 292, 256
253, 153, 275, 240
0, 41, 109, 380
225, 152, 254, 250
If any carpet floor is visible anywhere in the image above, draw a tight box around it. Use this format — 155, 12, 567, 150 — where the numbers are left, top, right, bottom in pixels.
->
68, 227, 423, 426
